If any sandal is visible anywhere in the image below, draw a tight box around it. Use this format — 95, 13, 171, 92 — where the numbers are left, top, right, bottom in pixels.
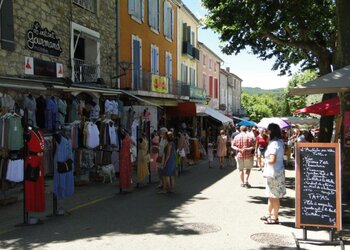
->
260, 215, 271, 221
265, 217, 279, 224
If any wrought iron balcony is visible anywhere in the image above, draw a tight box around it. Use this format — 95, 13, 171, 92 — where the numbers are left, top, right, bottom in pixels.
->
182, 41, 193, 57
119, 69, 182, 96
192, 47, 200, 60
181, 84, 207, 100
73, 58, 100, 83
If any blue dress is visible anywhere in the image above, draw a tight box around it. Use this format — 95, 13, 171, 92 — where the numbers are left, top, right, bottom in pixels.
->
54, 136, 74, 199
162, 142, 176, 176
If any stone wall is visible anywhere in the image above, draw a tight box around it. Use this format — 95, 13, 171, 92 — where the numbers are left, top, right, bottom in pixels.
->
0, 0, 117, 87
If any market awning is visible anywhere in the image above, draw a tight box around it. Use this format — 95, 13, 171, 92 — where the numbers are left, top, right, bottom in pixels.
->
52, 84, 163, 108
293, 96, 340, 116
289, 65, 350, 96
196, 104, 233, 124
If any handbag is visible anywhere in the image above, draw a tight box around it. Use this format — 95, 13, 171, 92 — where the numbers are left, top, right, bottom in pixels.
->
262, 162, 275, 178
57, 159, 73, 173
25, 164, 40, 182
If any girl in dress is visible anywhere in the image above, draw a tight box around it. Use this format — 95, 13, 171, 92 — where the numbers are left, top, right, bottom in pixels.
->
216, 130, 227, 169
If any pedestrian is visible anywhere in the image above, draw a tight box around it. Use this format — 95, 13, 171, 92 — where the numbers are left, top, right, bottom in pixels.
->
119, 129, 134, 193
216, 129, 227, 169
159, 131, 176, 194
157, 127, 168, 188
261, 123, 286, 224
207, 141, 214, 168
255, 128, 268, 171
136, 133, 149, 185
232, 125, 255, 188
176, 131, 187, 173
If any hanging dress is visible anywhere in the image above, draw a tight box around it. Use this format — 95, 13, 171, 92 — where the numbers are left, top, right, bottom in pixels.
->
25, 129, 45, 212
57, 99, 67, 126
54, 136, 74, 198
137, 138, 149, 183
119, 135, 132, 190
23, 95, 37, 127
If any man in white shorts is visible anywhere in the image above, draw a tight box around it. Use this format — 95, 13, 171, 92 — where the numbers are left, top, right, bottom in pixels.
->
232, 126, 255, 188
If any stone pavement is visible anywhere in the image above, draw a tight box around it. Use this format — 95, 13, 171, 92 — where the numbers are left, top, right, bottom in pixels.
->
0, 158, 348, 249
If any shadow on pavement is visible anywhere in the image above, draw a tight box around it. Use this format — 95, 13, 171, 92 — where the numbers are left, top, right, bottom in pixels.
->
0, 159, 235, 249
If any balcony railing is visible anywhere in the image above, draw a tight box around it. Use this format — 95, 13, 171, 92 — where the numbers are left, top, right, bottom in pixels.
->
181, 84, 207, 100
73, 58, 100, 83
119, 69, 179, 95
182, 41, 193, 57
192, 47, 200, 60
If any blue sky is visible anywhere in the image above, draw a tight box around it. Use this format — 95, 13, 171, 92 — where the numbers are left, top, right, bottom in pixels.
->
182, 0, 295, 89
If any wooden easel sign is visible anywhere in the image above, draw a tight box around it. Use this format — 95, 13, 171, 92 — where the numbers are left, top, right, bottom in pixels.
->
295, 143, 342, 231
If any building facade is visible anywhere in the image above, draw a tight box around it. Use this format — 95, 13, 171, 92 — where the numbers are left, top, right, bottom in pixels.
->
220, 67, 242, 116
197, 41, 223, 110
0, 0, 117, 87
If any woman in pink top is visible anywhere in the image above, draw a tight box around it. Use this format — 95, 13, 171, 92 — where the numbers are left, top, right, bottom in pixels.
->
216, 130, 227, 169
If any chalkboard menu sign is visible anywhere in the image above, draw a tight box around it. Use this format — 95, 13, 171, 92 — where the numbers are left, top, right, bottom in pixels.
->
296, 143, 342, 231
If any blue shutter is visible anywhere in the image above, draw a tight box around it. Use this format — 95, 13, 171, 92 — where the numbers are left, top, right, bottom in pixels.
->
157, 0, 160, 31
156, 48, 159, 73
170, 7, 174, 40
128, 0, 135, 15
163, 1, 167, 36
148, 0, 152, 26
141, 0, 144, 22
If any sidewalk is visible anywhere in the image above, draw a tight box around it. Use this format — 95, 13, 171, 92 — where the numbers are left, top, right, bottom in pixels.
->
0, 158, 348, 249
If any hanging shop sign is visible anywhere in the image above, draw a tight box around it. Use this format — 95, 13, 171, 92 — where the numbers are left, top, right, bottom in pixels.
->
26, 21, 63, 57
151, 74, 168, 94
25, 56, 63, 78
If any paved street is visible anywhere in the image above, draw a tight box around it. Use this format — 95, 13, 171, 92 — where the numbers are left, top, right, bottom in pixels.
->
0, 159, 347, 249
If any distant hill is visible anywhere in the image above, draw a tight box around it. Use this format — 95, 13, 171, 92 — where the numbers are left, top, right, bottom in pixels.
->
242, 87, 285, 95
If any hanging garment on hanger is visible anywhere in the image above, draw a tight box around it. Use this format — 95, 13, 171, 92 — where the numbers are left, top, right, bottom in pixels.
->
54, 136, 74, 198
45, 97, 59, 130
36, 95, 46, 129
7, 115, 24, 151
24, 95, 37, 127
58, 98, 67, 125
25, 129, 45, 212
68, 97, 79, 123
86, 122, 100, 149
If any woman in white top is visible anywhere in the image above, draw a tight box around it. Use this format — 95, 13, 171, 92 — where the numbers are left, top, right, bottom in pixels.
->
261, 123, 286, 225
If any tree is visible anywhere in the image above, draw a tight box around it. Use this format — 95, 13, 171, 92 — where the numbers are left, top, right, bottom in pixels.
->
284, 70, 318, 115
201, 0, 337, 141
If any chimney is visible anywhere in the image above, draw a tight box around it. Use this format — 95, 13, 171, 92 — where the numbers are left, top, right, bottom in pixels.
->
226, 67, 230, 72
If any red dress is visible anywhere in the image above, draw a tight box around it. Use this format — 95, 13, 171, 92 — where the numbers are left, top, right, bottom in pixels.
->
25, 129, 45, 212
119, 135, 132, 190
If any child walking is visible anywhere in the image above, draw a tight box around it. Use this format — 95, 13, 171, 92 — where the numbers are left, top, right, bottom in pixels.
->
207, 142, 214, 168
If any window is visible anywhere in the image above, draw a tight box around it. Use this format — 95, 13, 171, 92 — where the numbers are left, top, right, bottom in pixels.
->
132, 35, 142, 89
209, 76, 213, 96
0, 0, 15, 51
163, 0, 174, 40
214, 78, 218, 98
128, 0, 144, 22
71, 22, 100, 83
73, 0, 97, 13
202, 54, 206, 65
148, 0, 160, 31
165, 52, 172, 79
214, 62, 217, 72
181, 63, 188, 84
151, 44, 159, 74
209, 59, 212, 69
189, 67, 195, 85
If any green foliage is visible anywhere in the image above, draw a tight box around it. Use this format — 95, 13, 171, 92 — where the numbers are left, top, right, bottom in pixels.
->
201, 0, 336, 75
241, 91, 281, 121
284, 70, 318, 114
